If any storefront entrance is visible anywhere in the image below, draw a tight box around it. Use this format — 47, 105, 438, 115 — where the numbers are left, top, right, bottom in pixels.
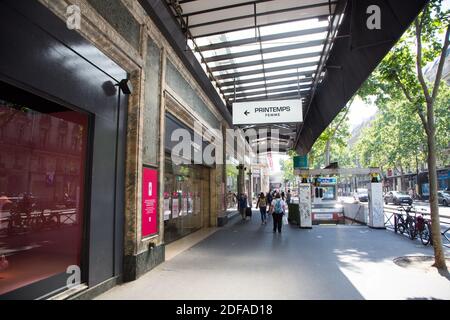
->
163, 160, 210, 244
163, 113, 211, 244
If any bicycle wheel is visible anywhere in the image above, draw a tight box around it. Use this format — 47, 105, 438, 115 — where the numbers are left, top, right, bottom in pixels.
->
420, 221, 431, 246
408, 220, 416, 240
397, 221, 406, 235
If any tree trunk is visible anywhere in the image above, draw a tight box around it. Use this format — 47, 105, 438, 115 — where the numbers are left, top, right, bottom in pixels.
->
426, 102, 447, 269
325, 139, 331, 167
399, 165, 406, 191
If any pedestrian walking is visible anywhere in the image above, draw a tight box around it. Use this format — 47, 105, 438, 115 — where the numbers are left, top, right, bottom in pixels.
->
238, 193, 248, 220
256, 192, 268, 224
272, 192, 286, 233
286, 190, 292, 204
266, 191, 273, 206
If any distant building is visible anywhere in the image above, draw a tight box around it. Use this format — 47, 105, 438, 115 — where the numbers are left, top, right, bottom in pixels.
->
423, 47, 450, 85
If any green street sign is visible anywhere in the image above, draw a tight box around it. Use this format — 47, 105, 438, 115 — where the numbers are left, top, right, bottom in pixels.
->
293, 155, 308, 169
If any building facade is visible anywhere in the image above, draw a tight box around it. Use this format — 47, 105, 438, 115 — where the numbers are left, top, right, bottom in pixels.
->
0, 0, 265, 300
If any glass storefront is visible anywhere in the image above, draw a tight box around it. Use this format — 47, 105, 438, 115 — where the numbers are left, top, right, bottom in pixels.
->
163, 158, 209, 244
0, 90, 88, 296
225, 155, 239, 210
225, 164, 238, 210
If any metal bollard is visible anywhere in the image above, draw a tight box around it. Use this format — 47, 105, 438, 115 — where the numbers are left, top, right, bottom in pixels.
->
394, 213, 397, 233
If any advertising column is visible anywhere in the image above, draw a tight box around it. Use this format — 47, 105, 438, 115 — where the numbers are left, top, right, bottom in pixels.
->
368, 182, 385, 229
142, 167, 159, 237
298, 183, 312, 228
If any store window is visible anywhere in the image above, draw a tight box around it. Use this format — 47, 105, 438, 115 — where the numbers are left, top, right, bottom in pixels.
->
225, 163, 238, 210
0, 87, 89, 296
163, 158, 208, 244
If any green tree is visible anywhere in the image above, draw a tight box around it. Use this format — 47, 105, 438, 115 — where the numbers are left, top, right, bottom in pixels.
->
353, 98, 430, 189
356, 0, 449, 269
308, 103, 354, 169
280, 150, 297, 183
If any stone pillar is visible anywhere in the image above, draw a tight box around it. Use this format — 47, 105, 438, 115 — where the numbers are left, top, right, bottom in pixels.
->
237, 164, 245, 196
247, 169, 253, 203
123, 39, 166, 282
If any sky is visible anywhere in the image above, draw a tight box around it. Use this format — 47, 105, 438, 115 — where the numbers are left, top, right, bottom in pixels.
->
347, 96, 378, 131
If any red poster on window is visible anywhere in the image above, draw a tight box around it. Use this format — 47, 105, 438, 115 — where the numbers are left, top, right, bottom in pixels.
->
142, 167, 158, 237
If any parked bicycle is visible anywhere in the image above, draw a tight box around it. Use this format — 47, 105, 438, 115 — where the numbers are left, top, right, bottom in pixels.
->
395, 204, 416, 240
419, 221, 450, 247
443, 227, 450, 248
418, 216, 432, 246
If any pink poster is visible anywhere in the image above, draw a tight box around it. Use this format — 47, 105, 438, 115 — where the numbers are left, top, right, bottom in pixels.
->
182, 193, 188, 216
172, 192, 180, 218
142, 167, 158, 237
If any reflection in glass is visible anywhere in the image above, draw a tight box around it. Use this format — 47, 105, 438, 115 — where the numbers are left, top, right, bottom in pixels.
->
163, 159, 208, 244
0, 96, 88, 296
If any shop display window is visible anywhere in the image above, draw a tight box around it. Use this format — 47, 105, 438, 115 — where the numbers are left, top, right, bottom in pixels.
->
0, 85, 89, 296
163, 158, 208, 244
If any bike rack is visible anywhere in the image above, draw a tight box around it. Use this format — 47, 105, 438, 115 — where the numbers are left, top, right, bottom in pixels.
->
384, 205, 450, 246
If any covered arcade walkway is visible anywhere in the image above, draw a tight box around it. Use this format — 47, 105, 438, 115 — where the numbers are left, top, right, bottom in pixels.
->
97, 210, 450, 300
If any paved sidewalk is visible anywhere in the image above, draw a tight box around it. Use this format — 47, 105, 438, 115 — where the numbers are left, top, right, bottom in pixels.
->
97, 211, 450, 300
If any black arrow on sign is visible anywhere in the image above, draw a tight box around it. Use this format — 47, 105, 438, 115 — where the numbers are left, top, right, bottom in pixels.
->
244, 110, 250, 116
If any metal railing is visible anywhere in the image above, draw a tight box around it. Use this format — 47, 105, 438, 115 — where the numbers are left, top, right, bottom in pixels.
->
0, 208, 77, 235
384, 204, 450, 247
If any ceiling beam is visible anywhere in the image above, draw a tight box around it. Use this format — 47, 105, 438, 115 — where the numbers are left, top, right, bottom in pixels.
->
204, 39, 324, 63
197, 26, 328, 51
215, 61, 317, 80
181, 0, 271, 17
232, 85, 310, 99
234, 91, 310, 102
227, 83, 311, 98
178, 0, 199, 4
192, 15, 331, 39
210, 51, 321, 72
220, 72, 313, 87
222, 78, 311, 94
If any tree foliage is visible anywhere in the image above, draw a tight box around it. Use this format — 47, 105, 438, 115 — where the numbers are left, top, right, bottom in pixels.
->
354, 0, 449, 269
308, 102, 354, 169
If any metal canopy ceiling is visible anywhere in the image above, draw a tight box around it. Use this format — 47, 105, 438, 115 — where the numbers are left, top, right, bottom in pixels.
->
165, 0, 341, 153
142, 0, 428, 156
167, 0, 337, 103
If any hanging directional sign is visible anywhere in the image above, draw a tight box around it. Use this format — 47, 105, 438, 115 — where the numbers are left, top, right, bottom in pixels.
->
293, 155, 308, 169
232, 100, 303, 125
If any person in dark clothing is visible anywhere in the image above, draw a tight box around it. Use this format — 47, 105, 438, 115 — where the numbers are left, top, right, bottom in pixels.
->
266, 191, 273, 206
238, 193, 248, 220
286, 189, 292, 205
272, 192, 286, 233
